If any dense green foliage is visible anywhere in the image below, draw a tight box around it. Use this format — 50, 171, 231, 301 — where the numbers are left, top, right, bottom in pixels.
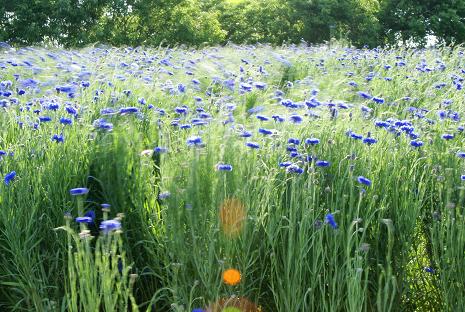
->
1, 0, 465, 47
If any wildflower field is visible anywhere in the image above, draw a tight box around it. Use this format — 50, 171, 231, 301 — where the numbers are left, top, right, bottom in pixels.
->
0, 44, 465, 311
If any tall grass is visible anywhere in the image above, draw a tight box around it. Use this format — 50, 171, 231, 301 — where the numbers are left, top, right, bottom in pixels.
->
0, 44, 464, 311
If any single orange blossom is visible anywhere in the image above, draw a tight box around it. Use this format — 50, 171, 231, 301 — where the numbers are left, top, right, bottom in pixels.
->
222, 268, 241, 286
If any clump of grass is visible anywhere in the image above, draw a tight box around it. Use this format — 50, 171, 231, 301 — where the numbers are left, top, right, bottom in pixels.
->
55, 197, 138, 312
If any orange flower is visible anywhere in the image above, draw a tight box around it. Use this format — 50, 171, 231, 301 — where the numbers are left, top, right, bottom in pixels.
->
222, 268, 241, 286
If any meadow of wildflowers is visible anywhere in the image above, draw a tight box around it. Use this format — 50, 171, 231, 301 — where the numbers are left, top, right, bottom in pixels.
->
0, 43, 464, 311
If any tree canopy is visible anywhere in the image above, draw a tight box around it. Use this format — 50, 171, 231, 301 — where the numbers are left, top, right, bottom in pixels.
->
1, 0, 464, 47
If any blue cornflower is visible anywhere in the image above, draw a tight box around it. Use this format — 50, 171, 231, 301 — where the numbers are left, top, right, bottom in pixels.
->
442, 134, 454, 140
4, 171, 16, 185
410, 140, 424, 148
461, 175, 465, 181
281, 99, 298, 108
100, 219, 121, 234
56, 85, 76, 93
424, 267, 435, 274
305, 138, 320, 145
192, 309, 205, 312
457, 152, 465, 159
158, 191, 171, 200
289, 115, 303, 124
239, 131, 252, 138
279, 161, 292, 167
39, 116, 52, 123
272, 115, 285, 122
66, 106, 77, 115
372, 97, 385, 104
240, 82, 253, 92
174, 106, 188, 114
69, 188, 89, 196
119, 107, 139, 114
437, 110, 447, 120
258, 128, 273, 135
60, 117, 72, 125
154, 146, 168, 153
254, 82, 267, 90
52, 134, 64, 143
256, 115, 270, 121
180, 124, 192, 130
325, 213, 338, 229
286, 164, 304, 174
177, 84, 186, 93
187, 136, 203, 146
357, 176, 372, 186
350, 132, 363, 140
375, 121, 390, 128
75, 216, 93, 223
216, 164, 233, 171
315, 160, 330, 167
93, 119, 113, 131
357, 91, 372, 99
288, 138, 300, 145
363, 137, 377, 145
409, 132, 419, 140
100, 108, 117, 115
47, 103, 60, 111
76, 211, 95, 224
171, 119, 180, 127
198, 112, 211, 119
245, 142, 260, 149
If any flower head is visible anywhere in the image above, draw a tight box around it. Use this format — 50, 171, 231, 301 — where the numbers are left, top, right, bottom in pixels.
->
223, 268, 241, 286
325, 213, 338, 229
442, 133, 454, 140
69, 188, 89, 196
4, 171, 16, 185
305, 138, 320, 145
100, 219, 121, 234
357, 176, 372, 186
216, 164, 233, 171
315, 160, 330, 167
286, 164, 304, 174
245, 142, 260, 149
76, 210, 95, 224
258, 128, 273, 135
187, 136, 203, 147
119, 107, 139, 115
153, 146, 168, 153
158, 191, 171, 200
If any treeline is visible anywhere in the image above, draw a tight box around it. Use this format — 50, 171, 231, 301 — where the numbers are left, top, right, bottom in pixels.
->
1, 0, 465, 48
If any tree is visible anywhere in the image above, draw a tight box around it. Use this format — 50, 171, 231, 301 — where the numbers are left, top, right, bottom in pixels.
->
379, 0, 465, 46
